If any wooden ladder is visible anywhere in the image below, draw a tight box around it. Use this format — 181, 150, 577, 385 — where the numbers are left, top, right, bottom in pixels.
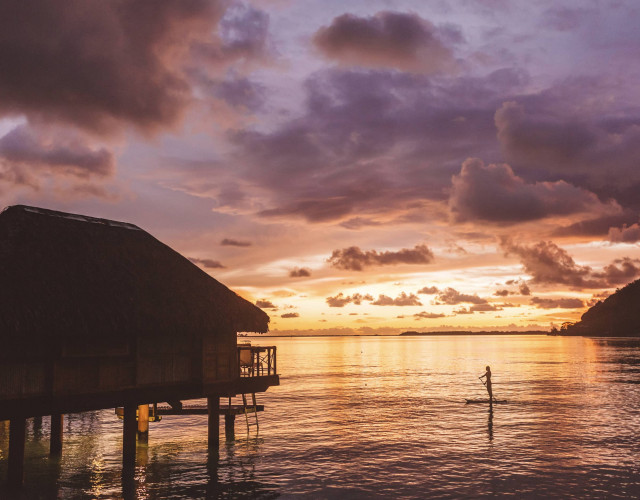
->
242, 393, 259, 434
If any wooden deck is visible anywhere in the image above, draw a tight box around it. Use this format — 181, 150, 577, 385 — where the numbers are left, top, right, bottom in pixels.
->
115, 403, 264, 419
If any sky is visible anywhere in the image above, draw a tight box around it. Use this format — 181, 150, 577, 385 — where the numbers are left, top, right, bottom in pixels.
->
1, 0, 639, 335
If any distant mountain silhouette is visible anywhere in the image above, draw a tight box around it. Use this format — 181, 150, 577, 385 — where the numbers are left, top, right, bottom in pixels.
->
563, 279, 640, 336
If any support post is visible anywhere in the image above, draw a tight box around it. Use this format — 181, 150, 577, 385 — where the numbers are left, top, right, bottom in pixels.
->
137, 404, 149, 443
224, 414, 235, 441
122, 404, 137, 475
207, 396, 220, 449
8, 418, 26, 488
50, 413, 63, 456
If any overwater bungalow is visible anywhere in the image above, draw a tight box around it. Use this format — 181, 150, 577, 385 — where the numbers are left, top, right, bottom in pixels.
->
0, 205, 278, 487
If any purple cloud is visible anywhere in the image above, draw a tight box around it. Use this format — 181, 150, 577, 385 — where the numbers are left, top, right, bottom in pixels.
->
609, 224, 640, 243
328, 244, 434, 271
313, 11, 458, 73
0, 0, 229, 134
449, 158, 616, 223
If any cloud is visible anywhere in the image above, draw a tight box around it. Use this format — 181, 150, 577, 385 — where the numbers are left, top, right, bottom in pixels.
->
452, 307, 473, 315
289, 267, 312, 278
313, 11, 458, 73
0, 0, 231, 134
519, 282, 531, 296
280, 312, 299, 319
228, 67, 526, 223
530, 297, 584, 309
553, 213, 639, 237
494, 289, 511, 297
494, 95, 640, 209
593, 258, 640, 286
221, 238, 252, 247
417, 286, 439, 294
414, 311, 447, 319
0, 124, 116, 198
256, 299, 276, 309
372, 292, 422, 306
326, 293, 374, 307
435, 287, 487, 305
328, 244, 434, 271
501, 239, 595, 287
188, 257, 225, 269
449, 157, 618, 223
502, 240, 640, 288
470, 304, 502, 312
608, 224, 640, 243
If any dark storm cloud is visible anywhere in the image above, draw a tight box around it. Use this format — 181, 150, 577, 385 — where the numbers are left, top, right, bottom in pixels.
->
434, 288, 487, 305
328, 244, 434, 271
502, 240, 640, 288
230, 67, 526, 223
417, 286, 439, 294
313, 11, 458, 73
609, 224, 640, 243
220, 238, 252, 247
0, 125, 114, 179
0, 0, 228, 134
449, 158, 612, 223
326, 293, 374, 307
414, 311, 446, 319
256, 299, 276, 309
530, 297, 584, 309
188, 257, 225, 269
494, 92, 640, 208
372, 293, 422, 306
289, 267, 312, 278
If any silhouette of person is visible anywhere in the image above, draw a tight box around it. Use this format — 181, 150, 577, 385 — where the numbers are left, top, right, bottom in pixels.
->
480, 365, 493, 402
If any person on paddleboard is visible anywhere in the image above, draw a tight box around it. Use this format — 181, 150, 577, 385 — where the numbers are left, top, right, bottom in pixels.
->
479, 365, 493, 401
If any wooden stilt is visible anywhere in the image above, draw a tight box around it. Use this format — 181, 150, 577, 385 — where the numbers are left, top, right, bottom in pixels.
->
8, 418, 26, 488
137, 404, 149, 443
207, 396, 220, 449
224, 414, 235, 441
50, 413, 64, 455
122, 404, 137, 475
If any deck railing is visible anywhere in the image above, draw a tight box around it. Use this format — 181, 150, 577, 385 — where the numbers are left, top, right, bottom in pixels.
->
237, 344, 276, 378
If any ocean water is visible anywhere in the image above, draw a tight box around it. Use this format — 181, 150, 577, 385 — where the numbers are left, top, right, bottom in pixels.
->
1, 335, 640, 499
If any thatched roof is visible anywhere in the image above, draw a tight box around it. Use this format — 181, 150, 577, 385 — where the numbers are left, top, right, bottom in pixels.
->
0, 205, 269, 352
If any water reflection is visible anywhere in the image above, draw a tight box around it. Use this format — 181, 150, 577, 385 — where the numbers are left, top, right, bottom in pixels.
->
2, 336, 640, 497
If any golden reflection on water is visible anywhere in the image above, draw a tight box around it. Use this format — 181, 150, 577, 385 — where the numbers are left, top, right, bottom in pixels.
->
0, 335, 639, 498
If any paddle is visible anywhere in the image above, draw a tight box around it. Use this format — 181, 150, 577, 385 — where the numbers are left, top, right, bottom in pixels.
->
478, 376, 497, 403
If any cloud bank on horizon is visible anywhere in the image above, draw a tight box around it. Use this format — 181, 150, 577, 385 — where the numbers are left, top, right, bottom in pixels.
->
1, 0, 639, 334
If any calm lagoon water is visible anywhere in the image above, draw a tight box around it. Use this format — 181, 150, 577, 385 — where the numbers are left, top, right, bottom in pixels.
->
1, 334, 640, 498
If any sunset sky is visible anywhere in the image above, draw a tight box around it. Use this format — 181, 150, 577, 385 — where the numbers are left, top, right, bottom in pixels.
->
1, 0, 639, 334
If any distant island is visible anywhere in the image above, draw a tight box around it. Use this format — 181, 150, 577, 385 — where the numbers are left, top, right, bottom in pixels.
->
400, 330, 546, 336
560, 279, 640, 337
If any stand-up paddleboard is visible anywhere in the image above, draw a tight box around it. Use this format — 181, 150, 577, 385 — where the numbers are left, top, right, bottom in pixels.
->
465, 399, 507, 404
